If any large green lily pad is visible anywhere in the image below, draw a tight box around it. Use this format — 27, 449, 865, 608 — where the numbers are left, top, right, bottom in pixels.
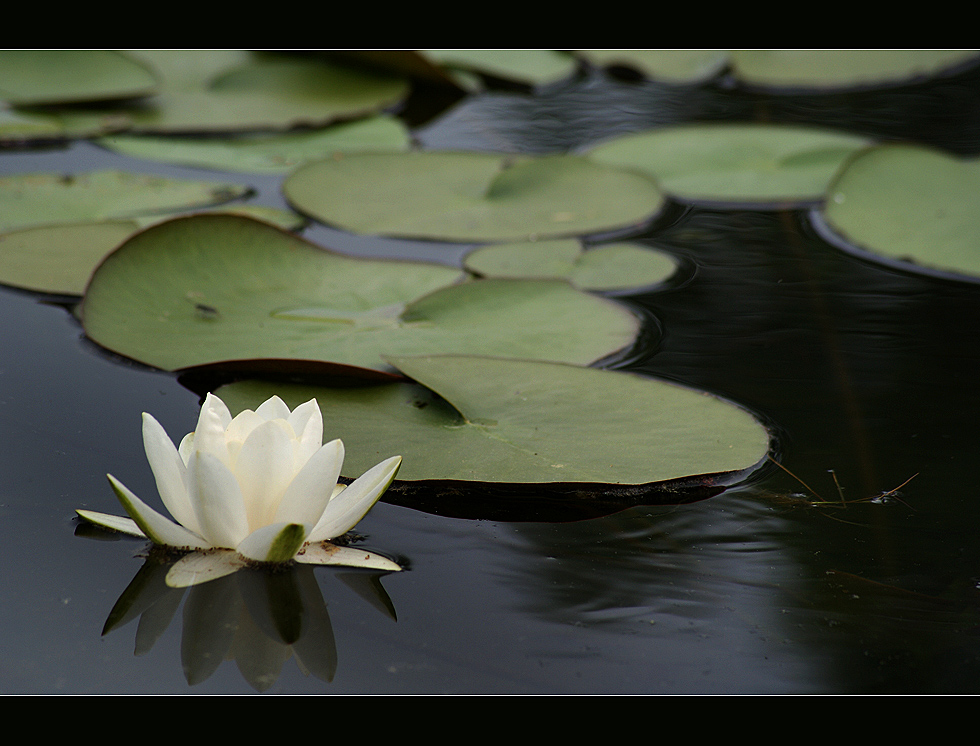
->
284, 151, 665, 242
80, 214, 640, 372
0, 50, 158, 106
729, 49, 980, 91
120, 51, 409, 133
0, 170, 250, 233
0, 207, 302, 296
464, 238, 677, 291
216, 355, 770, 489
421, 50, 577, 87
586, 123, 871, 207
819, 144, 980, 281
97, 115, 410, 173
578, 50, 728, 84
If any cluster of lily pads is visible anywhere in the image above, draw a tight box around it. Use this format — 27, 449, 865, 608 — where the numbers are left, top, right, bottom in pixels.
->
4, 49, 980, 507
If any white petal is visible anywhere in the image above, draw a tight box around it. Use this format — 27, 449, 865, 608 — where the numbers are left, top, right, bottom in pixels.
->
234, 419, 296, 529
165, 550, 246, 588
288, 399, 323, 465
274, 439, 343, 529
236, 523, 306, 563
198, 392, 232, 430
225, 409, 267, 450
142, 413, 200, 535
193, 404, 234, 470
188, 452, 250, 549
178, 432, 195, 465
106, 474, 210, 549
307, 455, 401, 542
296, 541, 402, 572
255, 395, 291, 422
76, 509, 146, 538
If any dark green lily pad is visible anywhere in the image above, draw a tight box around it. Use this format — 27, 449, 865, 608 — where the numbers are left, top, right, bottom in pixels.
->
586, 123, 871, 207
97, 115, 410, 173
0, 50, 158, 106
464, 238, 677, 291
0, 207, 301, 296
729, 49, 980, 91
284, 151, 665, 242
80, 214, 639, 372
216, 355, 770, 489
0, 170, 250, 233
819, 144, 980, 281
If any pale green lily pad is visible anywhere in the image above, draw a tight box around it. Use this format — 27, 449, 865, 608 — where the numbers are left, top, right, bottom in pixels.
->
422, 50, 577, 87
0, 207, 301, 296
586, 123, 871, 207
97, 115, 410, 173
80, 214, 639, 372
464, 238, 677, 291
216, 355, 770, 488
729, 49, 980, 91
819, 144, 980, 281
0, 108, 133, 144
284, 151, 665, 242
0, 50, 158, 106
578, 50, 728, 84
120, 52, 409, 133
0, 170, 250, 233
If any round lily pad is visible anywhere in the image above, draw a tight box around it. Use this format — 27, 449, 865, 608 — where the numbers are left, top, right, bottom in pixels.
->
0, 207, 302, 296
97, 115, 410, 173
0, 170, 250, 233
729, 49, 980, 91
215, 355, 770, 490
0, 50, 158, 106
422, 50, 577, 87
464, 239, 677, 291
578, 50, 728, 84
586, 123, 871, 207
284, 151, 666, 242
122, 53, 409, 133
80, 214, 640, 372
819, 144, 980, 281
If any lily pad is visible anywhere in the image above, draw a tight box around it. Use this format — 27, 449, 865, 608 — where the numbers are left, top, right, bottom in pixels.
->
819, 144, 980, 281
97, 115, 411, 173
729, 49, 980, 92
284, 151, 665, 242
578, 50, 728, 84
215, 355, 770, 490
0, 50, 158, 106
0, 170, 250, 233
421, 50, 577, 87
80, 214, 639, 372
0, 207, 302, 296
586, 123, 871, 207
464, 238, 677, 291
120, 52, 409, 133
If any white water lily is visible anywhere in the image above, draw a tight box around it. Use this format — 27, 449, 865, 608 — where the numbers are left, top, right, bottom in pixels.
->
78, 393, 402, 587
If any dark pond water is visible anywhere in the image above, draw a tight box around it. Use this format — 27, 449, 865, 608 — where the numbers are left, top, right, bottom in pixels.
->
4, 62, 980, 693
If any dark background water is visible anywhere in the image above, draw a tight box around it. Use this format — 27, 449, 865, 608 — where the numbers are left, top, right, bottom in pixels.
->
3, 59, 980, 693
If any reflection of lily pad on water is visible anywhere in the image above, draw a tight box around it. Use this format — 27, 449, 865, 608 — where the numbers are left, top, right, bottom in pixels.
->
463, 238, 677, 291
217, 355, 770, 493
818, 144, 980, 282
586, 123, 871, 208
284, 151, 666, 242
80, 214, 640, 372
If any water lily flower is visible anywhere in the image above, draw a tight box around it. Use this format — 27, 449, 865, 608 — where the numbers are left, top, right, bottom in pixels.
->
78, 393, 402, 587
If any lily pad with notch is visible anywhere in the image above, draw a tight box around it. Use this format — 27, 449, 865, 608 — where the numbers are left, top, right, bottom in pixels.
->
215, 355, 771, 519
283, 151, 666, 242
585, 123, 872, 208
80, 214, 641, 373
